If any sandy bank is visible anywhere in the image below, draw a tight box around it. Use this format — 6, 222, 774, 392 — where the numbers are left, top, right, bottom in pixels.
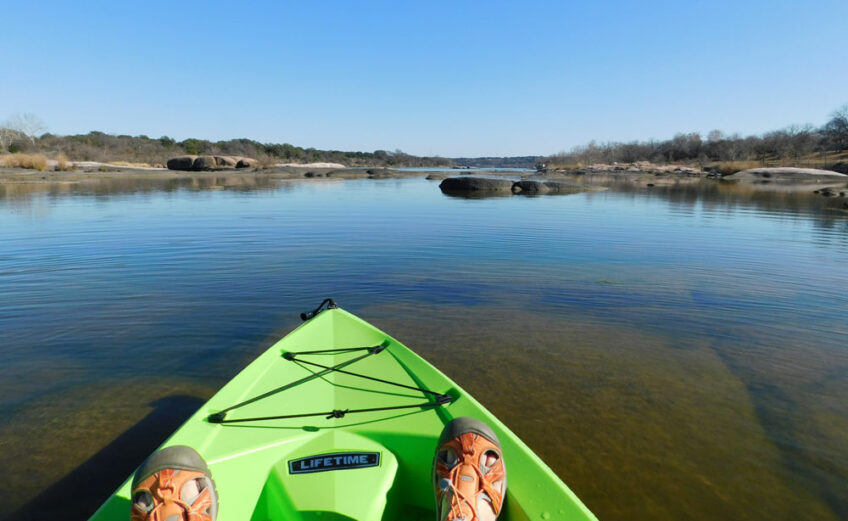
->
275, 162, 347, 169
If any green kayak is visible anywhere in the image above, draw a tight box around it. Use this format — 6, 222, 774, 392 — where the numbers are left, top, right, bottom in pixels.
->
89, 302, 597, 521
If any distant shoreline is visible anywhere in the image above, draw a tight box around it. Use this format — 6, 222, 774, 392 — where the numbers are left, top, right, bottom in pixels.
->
1, 164, 845, 194
0, 165, 519, 184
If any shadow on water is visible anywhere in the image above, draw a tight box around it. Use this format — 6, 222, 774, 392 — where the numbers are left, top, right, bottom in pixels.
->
748, 385, 848, 520
709, 342, 848, 519
5, 394, 205, 521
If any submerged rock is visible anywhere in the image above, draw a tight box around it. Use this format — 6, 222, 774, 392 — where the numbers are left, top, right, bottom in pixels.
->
543, 181, 592, 194
366, 168, 398, 178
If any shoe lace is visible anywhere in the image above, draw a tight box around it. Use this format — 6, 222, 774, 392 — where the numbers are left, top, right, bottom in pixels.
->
444, 464, 480, 521
150, 470, 192, 513
439, 434, 505, 521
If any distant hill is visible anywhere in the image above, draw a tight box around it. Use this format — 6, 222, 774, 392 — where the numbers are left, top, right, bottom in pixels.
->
450, 156, 540, 169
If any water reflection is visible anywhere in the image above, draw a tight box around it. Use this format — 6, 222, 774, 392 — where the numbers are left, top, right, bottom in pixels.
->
641, 180, 848, 216
0, 174, 289, 202
3, 174, 848, 220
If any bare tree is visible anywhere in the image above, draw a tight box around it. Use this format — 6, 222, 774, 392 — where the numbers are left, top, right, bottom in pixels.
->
0, 127, 21, 151
824, 104, 848, 151
4, 113, 46, 145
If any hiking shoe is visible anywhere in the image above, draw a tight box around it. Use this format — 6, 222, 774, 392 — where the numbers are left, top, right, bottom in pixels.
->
433, 417, 507, 521
130, 445, 218, 521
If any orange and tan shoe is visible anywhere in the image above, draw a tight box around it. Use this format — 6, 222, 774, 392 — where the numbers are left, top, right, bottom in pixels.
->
130, 445, 218, 521
433, 417, 507, 521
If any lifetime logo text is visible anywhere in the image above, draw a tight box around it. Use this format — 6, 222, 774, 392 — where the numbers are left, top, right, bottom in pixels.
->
288, 452, 381, 474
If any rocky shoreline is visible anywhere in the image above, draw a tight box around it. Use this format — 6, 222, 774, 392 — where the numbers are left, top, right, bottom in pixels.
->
1, 163, 845, 202
2, 164, 846, 212
540, 161, 703, 176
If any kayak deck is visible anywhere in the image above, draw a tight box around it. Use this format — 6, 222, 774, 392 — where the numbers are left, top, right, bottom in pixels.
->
90, 308, 596, 521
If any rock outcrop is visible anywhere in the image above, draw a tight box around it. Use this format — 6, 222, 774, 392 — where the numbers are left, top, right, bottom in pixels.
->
235, 158, 258, 169
166, 156, 196, 171
724, 167, 847, 182
542, 161, 702, 176
216, 156, 239, 168
192, 156, 218, 171
166, 155, 259, 171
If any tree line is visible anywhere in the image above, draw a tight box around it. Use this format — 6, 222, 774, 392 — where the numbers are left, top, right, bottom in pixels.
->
0, 115, 453, 168
543, 105, 848, 171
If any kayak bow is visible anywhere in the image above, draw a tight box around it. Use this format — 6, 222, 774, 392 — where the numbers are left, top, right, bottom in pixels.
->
90, 304, 597, 521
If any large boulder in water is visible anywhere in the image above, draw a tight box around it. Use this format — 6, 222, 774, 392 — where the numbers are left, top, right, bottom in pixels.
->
167, 155, 197, 171
192, 156, 218, 171
439, 177, 514, 194
512, 180, 551, 194
512, 180, 595, 196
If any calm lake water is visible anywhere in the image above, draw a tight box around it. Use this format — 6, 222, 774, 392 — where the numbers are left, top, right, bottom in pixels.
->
1, 174, 847, 521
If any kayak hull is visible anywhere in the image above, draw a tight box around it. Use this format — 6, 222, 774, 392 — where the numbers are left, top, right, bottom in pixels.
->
89, 307, 597, 521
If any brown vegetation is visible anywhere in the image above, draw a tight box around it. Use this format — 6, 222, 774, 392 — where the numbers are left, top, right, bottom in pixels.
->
55, 154, 73, 171
1, 153, 49, 171
257, 155, 278, 169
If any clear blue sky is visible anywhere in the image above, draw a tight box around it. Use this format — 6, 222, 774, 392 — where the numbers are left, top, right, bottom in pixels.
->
3, 0, 847, 157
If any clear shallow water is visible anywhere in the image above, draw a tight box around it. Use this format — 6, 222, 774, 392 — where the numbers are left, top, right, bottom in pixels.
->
1, 176, 847, 520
